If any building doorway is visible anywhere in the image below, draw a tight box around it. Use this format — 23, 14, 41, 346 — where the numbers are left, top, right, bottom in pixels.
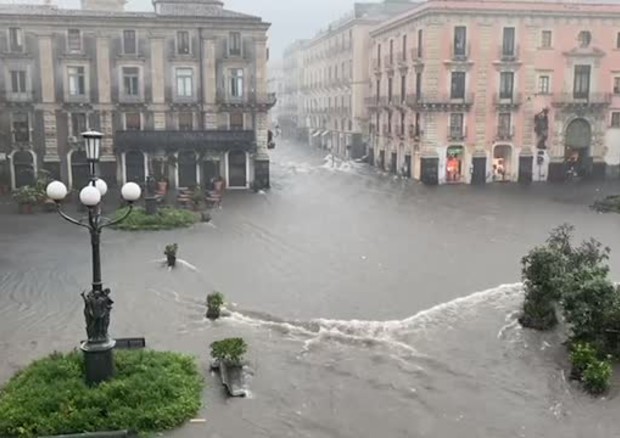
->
446, 146, 464, 183
378, 150, 385, 170
390, 152, 398, 174
70, 150, 90, 189
404, 154, 412, 178
228, 150, 247, 188
125, 150, 145, 184
178, 150, 197, 188
202, 160, 220, 189
493, 145, 512, 182
12, 150, 35, 188
565, 118, 592, 178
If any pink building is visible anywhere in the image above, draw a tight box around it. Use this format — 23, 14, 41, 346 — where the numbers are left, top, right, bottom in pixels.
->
369, 0, 620, 184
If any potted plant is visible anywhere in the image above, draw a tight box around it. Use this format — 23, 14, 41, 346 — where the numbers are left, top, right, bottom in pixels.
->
12, 186, 41, 214
210, 337, 248, 397
164, 243, 178, 267
206, 292, 225, 320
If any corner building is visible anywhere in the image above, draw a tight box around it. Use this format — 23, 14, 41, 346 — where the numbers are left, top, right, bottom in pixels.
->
0, 0, 274, 191
369, 0, 620, 184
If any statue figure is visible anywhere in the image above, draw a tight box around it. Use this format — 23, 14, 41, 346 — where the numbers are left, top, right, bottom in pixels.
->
145, 175, 157, 197
82, 288, 114, 344
534, 108, 549, 150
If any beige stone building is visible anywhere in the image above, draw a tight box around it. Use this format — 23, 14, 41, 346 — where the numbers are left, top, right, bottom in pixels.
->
299, 1, 412, 159
278, 40, 306, 140
0, 0, 275, 192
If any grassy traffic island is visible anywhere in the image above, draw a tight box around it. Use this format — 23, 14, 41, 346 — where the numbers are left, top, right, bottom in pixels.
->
0, 350, 203, 437
111, 206, 200, 231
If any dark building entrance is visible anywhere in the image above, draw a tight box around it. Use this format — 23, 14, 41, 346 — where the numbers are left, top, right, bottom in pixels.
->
228, 150, 247, 187
565, 118, 592, 179
178, 151, 197, 188
13, 151, 35, 188
390, 152, 398, 174
202, 160, 220, 189
125, 151, 145, 184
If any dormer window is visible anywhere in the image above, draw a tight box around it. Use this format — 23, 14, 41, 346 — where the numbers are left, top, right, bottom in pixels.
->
9, 27, 23, 53
177, 31, 190, 55
68, 29, 81, 52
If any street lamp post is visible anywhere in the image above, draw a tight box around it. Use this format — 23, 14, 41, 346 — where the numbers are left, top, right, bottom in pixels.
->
46, 131, 142, 386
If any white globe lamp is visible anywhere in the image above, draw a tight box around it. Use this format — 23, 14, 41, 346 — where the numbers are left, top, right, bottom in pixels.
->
46, 181, 68, 201
121, 182, 141, 202
94, 178, 108, 197
79, 185, 101, 207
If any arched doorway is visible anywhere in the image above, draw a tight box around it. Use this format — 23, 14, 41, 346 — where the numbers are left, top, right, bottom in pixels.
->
446, 146, 464, 183
565, 118, 591, 177
125, 150, 145, 184
493, 145, 512, 182
70, 150, 90, 190
228, 150, 247, 188
178, 150, 197, 188
12, 150, 35, 188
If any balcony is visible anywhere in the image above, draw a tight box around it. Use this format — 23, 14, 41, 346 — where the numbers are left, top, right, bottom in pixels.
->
552, 92, 611, 108
496, 126, 515, 141
447, 126, 467, 142
405, 93, 420, 107
450, 43, 471, 62
408, 123, 421, 139
384, 54, 395, 71
1, 91, 34, 105
410, 47, 423, 63
493, 92, 522, 109
115, 130, 256, 152
498, 45, 520, 62
216, 91, 277, 109
411, 93, 474, 112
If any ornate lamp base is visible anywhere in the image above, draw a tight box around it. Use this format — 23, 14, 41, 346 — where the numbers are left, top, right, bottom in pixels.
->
81, 339, 116, 386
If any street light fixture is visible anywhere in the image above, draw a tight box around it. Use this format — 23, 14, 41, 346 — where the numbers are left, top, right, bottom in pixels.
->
46, 131, 142, 385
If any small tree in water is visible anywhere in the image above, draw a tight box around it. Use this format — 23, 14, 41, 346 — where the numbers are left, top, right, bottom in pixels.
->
164, 243, 178, 267
206, 292, 225, 320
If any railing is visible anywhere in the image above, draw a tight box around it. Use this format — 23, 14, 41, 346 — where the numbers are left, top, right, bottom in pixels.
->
451, 43, 470, 61
498, 44, 520, 61
115, 130, 256, 152
215, 92, 277, 106
493, 92, 522, 106
1, 91, 34, 103
552, 92, 612, 106
496, 126, 515, 141
414, 93, 474, 105
447, 126, 467, 141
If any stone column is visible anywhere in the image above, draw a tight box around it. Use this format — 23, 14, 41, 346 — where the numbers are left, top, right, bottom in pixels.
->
96, 33, 115, 159
203, 35, 217, 129
253, 36, 270, 188
150, 34, 167, 130
38, 34, 59, 162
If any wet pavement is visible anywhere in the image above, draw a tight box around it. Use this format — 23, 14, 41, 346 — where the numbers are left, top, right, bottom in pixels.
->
0, 140, 619, 437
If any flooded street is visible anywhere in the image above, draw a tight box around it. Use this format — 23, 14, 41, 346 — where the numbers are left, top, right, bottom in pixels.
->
1, 140, 619, 437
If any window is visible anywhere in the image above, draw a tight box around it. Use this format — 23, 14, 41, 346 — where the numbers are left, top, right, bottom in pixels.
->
451, 72, 465, 99
401, 75, 406, 102
230, 112, 243, 130
122, 67, 140, 96
502, 27, 515, 56
578, 31, 591, 48
614, 77, 620, 94
415, 112, 421, 136
71, 113, 87, 137
12, 113, 29, 142
176, 68, 193, 97
417, 29, 423, 57
499, 112, 511, 136
387, 111, 392, 133
230, 68, 244, 98
538, 75, 550, 94
499, 72, 514, 99
400, 111, 406, 136
377, 43, 381, 66
389, 39, 394, 63
387, 77, 393, 102
178, 112, 193, 131
541, 31, 552, 48
177, 31, 190, 55
416, 72, 422, 96
617, 32, 620, 49
611, 112, 620, 128
229, 32, 241, 56
450, 113, 463, 137
573, 65, 591, 98
454, 26, 467, 57
10, 70, 27, 93
67, 66, 85, 96
68, 29, 81, 52
124, 112, 141, 130
375, 79, 380, 101
123, 30, 136, 54
402, 34, 407, 60
9, 27, 23, 52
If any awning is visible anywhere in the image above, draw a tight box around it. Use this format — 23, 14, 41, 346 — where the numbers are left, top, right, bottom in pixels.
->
321, 130, 330, 137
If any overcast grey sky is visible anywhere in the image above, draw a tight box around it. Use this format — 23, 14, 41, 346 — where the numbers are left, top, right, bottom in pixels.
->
125, 0, 368, 59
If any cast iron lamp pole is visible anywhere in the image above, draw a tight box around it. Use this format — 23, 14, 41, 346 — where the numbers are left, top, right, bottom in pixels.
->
46, 131, 142, 385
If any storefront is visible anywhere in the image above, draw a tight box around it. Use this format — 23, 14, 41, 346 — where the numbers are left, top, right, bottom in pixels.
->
493, 145, 512, 182
446, 146, 464, 183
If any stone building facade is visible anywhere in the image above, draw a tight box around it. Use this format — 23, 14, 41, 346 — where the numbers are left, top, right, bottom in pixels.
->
0, 0, 275, 192
278, 40, 306, 141
369, 0, 620, 184
298, 0, 413, 160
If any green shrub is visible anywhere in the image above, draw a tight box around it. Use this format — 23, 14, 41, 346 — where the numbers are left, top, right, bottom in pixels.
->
592, 195, 620, 214
206, 292, 225, 320
210, 338, 247, 366
0, 350, 203, 437
570, 342, 598, 377
582, 358, 613, 395
111, 207, 199, 231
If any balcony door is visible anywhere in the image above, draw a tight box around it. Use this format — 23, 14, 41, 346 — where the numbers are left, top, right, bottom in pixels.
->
228, 150, 247, 188
573, 65, 591, 99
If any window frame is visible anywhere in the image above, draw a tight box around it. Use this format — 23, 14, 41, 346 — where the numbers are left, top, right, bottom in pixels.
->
67, 66, 86, 97
9, 69, 27, 94
176, 31, 191, 55
122, 30, 137, 55
67, 29, 82, 53
122, 66, 141, 97
178, 112, 193, 131
124, 112, 142, 131
229, 32, 242, 56
499, 71, 514, 99
12, 112, 30, 143
175, 67, 194, 98
229, 68, 244, 98
8, 27, 23, 53
450, 71, 466, 99
541, 30, 552, 49
70, 112, 88, 138
538, 74, 551, 95
611, 112, 620, 128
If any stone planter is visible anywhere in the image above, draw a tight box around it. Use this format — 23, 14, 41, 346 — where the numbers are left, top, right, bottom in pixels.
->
212, 360, 247, 397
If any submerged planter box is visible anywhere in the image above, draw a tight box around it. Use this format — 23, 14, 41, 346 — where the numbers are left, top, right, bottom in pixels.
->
212, 361, 247, 397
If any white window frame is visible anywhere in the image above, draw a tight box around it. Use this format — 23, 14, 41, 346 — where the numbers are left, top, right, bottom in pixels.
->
121, 66, 141, 96
536, 73, 551, 95
67, 65, 87, 97
8, 68, 28, 94
229, 32, 242, 56
229, 68, 244, 98
175, 67, 194, 98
